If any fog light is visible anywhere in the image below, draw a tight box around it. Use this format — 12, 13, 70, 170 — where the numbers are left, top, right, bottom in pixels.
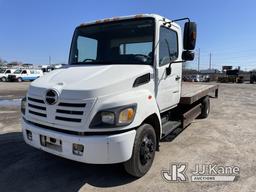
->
26, 130, 32, 141
40, 135, 46, 146
73, 143, 84, 156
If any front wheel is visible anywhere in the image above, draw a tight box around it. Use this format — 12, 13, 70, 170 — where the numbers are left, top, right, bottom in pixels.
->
124, 124, 156, 178
1, 77, 6, 82
17, 77, 22, 82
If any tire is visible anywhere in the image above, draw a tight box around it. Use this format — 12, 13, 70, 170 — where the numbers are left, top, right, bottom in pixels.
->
198, 96, 210, 119
1, 77, 6, 82
124, 124, 156, 178
17, 77, 22, 82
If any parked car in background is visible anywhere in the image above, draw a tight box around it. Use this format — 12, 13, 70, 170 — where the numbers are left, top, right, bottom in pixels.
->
8, 69, 43, 82
0, 68, 16, 81
191, 74, 201, 82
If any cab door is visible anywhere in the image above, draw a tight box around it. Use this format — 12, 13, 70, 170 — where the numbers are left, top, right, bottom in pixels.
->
5, 70, 11, 76
156, 25, 182, 112
21, 70, 28, 81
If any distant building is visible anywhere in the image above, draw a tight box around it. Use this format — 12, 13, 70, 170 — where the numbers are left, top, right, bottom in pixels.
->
22, 63, 34, 68
6, 63, 21, 68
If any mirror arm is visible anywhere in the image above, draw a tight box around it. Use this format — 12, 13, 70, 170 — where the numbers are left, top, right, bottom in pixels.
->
166, 60, 184, 76
163, 18, 191, 26
171, 60, 185, 64
172, 18, 190, 23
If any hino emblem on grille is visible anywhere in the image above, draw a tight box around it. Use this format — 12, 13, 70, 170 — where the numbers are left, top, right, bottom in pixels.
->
45, 89, 58, 105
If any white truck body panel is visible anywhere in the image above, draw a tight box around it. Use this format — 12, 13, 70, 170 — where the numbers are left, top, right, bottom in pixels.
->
25, 65, 160, 132
21, 14, 191, 165
22, 118, 136, 164
155, 21, 182, 111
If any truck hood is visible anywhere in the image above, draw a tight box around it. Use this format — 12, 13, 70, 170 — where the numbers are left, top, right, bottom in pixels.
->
29, 65, 153, 99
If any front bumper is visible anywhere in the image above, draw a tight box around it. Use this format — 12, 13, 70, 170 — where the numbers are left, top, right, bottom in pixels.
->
22, 118, 136, 164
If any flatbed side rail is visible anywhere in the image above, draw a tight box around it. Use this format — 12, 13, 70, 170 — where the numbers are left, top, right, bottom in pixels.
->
180, 84, 219, 105
182, 103, 202, 128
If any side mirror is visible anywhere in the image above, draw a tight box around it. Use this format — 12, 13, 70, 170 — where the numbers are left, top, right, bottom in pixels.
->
182, 50, 195, 61
183, 22, 197, 50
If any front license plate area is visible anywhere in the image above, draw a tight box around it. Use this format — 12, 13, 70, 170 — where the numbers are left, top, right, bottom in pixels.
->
40, 135, 62, 152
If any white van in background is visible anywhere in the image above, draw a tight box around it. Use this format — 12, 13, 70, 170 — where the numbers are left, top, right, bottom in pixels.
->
0, 68, 16, 81
8, 69, 43, 82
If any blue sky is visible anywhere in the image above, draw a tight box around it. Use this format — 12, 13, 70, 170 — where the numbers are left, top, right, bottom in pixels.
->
0, 0, 256, 70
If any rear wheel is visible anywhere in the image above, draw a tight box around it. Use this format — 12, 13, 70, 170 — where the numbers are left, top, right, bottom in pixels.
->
1, 77, 6, 82
124, 124, 156, 178
198, 96, 210, 119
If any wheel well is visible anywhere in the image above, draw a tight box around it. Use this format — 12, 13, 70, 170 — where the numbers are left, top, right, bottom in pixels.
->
141, 113, 161, 151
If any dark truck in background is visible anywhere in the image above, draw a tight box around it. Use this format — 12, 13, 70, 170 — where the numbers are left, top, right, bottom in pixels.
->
250, 71, 256, 84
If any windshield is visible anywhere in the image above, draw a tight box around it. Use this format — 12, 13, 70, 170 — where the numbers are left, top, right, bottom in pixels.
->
69, 18, 155, 65
14, 69, 22, 74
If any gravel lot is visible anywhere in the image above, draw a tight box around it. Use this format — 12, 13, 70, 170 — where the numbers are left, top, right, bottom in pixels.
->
0, 82, 255, 192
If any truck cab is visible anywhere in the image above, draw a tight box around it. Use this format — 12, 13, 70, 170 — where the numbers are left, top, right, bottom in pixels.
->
0, 68, 15, 82
21, 14, 202, 177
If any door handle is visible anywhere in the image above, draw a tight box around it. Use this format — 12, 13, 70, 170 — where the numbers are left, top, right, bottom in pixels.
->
175, 76, 181, 81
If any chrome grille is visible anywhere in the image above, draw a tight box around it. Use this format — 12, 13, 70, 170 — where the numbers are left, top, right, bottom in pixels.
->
56, 109, 83, 115
28, 103, 46, 111
55, 102, 86, 123
28, 97, 44, 104
27, 96, 87, 125
58, 102, 86, 107
55, 116, 82, 122
29, 110, 47, 117
27, 97, 47, 118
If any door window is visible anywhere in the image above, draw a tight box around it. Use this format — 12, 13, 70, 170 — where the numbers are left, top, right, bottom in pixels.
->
159, 27, 178, 66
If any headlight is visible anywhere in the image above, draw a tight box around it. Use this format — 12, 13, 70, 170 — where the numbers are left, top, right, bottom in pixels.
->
101, 111, 115, 124
90, 104, 137, 128
21, 97, 27, 115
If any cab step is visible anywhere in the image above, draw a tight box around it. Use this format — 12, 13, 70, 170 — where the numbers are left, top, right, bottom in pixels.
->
161, 120, 181, 138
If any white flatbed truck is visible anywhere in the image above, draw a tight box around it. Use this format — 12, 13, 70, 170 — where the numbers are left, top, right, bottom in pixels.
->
21, 14, 219, 177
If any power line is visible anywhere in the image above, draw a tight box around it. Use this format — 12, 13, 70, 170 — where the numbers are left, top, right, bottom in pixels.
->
209, 53, 212, 69
199, 48, 256, 56
197, 48, 200, 72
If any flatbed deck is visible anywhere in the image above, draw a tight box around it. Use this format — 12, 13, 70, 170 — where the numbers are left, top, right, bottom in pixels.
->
180, 83, 219, 105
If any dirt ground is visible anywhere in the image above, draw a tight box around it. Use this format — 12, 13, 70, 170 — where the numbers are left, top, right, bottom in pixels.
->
0, 82, 255, 192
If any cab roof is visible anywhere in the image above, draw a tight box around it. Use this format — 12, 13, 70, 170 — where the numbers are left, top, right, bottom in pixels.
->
78, 14, 179, 28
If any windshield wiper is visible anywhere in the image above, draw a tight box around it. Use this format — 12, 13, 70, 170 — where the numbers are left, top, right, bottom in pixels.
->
73, 60, 115, 65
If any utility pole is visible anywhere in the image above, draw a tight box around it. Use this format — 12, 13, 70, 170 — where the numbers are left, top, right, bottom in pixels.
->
197, 48, 200, 72
209, 53, 212, 69
49, 56, 51, 65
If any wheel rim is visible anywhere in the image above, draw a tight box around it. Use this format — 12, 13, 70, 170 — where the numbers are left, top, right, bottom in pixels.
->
139, 135, 154, 165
